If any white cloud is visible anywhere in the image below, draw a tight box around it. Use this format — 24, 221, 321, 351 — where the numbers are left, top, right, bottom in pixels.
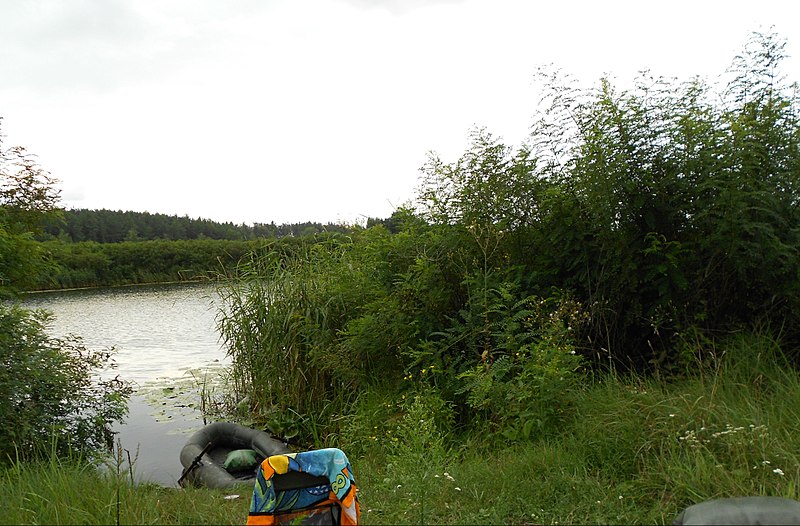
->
2, 0, 799, 224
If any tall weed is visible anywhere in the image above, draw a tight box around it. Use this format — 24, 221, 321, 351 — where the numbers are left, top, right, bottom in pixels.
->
366, 388, 455, 525
217, 234, 398, 441
453, 287, 586, 438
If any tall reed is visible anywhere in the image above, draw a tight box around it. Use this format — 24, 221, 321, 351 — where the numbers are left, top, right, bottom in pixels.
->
216, 237, 378, 439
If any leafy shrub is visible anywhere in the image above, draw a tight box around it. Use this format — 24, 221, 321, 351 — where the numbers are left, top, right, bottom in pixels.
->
381, 388, 454, 525
217, 31, 800, 448
0, 304, 131, 462
456, 291, 586, 439
526, 30, 800, 367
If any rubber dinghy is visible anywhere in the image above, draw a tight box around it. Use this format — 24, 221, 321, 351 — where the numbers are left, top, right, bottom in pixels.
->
179, 422, 290, 489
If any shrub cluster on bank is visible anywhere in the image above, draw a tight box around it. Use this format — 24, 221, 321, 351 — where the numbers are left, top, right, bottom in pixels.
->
217, 31, 800, 443
1, 121, 132, 468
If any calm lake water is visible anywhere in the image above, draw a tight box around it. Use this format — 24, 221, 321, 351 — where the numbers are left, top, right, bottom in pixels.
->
20, 282, 230, 486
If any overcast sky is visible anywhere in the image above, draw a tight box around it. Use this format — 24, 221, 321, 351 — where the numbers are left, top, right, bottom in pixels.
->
2, 0, 799, 225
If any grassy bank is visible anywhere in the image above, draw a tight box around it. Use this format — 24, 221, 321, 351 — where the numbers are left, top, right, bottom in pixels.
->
2, 333, 798, 525
0, 457, 251, 525
352, 333, 800, 524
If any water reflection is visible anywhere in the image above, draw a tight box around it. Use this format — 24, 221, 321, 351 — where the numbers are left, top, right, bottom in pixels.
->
21, 283, 228, 383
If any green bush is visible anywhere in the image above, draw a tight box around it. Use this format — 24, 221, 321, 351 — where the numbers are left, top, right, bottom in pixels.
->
216, 31, 800, 448
0, 304, 131, 462
456, 292, 586, 440
527, 31, 800, 367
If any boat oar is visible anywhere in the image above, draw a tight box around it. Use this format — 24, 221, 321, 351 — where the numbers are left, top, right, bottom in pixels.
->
178, 441, 213, 487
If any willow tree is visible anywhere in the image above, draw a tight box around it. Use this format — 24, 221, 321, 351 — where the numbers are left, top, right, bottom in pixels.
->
0, 118, 61, 295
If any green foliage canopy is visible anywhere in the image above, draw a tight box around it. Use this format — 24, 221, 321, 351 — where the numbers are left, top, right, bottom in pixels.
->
0, 119, 61, 295
524, 30, 800, 366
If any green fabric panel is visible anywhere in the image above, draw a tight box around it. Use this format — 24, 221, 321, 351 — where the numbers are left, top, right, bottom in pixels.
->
223, 449, 259, 471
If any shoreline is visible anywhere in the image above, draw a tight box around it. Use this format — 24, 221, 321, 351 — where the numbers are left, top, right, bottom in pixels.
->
20, 278, 225, 295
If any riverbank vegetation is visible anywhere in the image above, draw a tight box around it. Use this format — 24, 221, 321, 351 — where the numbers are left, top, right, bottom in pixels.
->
218, 30, 800, 432
36, 238, 257, 289
2, 30, 800, 524
213, 31, 800, 521
22, 196, 368, 291
31, 233, 367, 291
28, 213, 368, 290
1, 338, 798, 524
0, 305, 131, 462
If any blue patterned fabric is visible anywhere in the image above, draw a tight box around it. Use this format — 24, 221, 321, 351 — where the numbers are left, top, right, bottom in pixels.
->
249, 448, 358, 517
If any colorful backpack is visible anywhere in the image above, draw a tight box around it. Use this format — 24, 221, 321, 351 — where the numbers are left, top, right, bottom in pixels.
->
247, 448, 360, 525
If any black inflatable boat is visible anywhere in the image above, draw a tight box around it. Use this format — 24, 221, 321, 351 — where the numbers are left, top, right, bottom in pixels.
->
178, 422, 290, 489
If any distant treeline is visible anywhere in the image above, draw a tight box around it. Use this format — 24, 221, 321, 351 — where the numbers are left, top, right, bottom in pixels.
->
41, 208, 364, 243
35, 238, 255, 290
34, 231, 380, 291
28, 209, 398, 290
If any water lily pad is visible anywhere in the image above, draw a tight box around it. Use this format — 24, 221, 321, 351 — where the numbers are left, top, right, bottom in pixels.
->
134, 361, 232, 424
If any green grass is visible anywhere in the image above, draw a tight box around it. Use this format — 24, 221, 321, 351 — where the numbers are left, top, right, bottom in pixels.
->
353, 333, 800, 525
0, 456, 251, 525
2, 333, 799, 525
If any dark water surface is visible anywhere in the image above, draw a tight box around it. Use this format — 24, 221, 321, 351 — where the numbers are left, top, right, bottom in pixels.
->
21, 282, 228, 486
